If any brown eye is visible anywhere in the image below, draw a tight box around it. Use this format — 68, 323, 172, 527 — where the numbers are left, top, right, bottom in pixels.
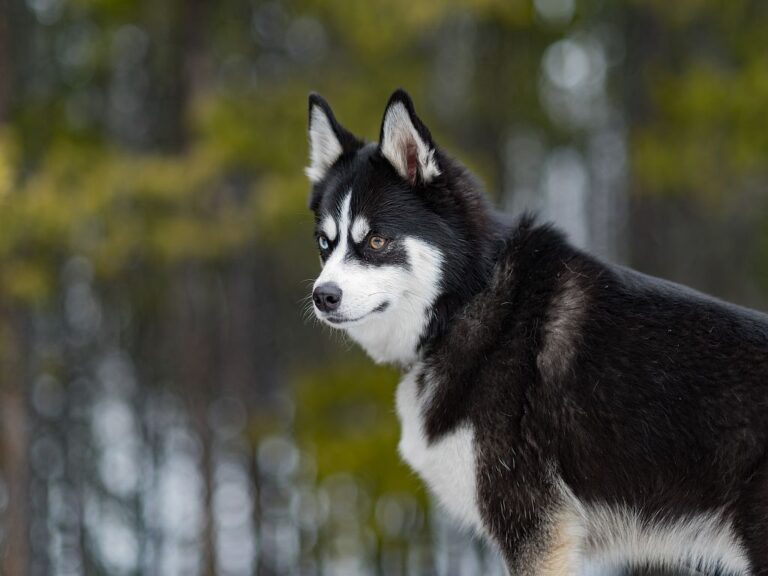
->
368, 236, 386, 250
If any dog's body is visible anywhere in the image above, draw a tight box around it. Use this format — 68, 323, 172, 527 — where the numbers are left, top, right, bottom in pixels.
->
306, 90, 768, 575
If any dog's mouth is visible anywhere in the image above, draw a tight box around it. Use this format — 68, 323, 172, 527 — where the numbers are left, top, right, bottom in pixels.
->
322, 301, 390, 326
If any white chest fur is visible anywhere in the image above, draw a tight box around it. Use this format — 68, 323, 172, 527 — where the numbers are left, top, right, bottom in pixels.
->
395, 367, 484, 532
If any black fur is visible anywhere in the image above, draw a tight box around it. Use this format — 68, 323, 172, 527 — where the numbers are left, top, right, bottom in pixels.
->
423, 217, 768, 573
307, 90, 768, 575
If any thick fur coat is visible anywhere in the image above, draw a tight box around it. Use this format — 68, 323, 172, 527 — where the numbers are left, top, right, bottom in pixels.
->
416, 217, 768, 574
306, 89, 768, 575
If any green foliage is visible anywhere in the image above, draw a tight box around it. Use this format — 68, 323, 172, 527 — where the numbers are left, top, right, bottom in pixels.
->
293, 0, 533, 57
0, 138, 259, 301
2, 5, 768, 570
634, 60, 768, 200
293, 355, 425, 500
628, 1, 768, 200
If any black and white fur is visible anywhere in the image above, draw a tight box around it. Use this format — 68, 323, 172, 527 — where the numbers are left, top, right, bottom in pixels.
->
306, 89, 768, 575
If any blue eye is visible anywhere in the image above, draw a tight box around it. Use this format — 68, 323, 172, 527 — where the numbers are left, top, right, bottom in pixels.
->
318, 236, 329, 250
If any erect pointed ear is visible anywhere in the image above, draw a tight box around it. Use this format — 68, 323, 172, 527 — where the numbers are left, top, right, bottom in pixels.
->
306, 93, 362, 184
379, 89, 441, 185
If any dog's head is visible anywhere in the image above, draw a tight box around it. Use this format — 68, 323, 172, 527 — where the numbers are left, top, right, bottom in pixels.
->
306, 90, 495, 366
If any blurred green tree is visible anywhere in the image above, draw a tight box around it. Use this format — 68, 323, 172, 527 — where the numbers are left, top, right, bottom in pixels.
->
0, 0, 766, 574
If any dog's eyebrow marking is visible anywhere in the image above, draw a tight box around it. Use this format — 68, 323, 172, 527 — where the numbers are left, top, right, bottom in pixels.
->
320, 215, 337, 241
338, 192, 351, 230
337, 192, 352, 250
351, 215, 370, 244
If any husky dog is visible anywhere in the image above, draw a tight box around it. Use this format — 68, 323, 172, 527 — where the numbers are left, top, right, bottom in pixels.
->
305, 89, 768, 575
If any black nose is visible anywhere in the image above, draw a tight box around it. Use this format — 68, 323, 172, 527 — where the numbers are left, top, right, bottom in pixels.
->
313, 282, 342, 313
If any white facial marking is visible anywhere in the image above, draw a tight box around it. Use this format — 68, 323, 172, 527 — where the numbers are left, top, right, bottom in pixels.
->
396, 366, 484, 534
344, 237, 443, 365
313, 190, 443, 365
319, 215, 337, 242
381, 102, 441, 183
580, 505, 750, 575
337, 191, 352, 246
350, 215, 369, 244
314, 192, 353, 293
306, 105, 343, 183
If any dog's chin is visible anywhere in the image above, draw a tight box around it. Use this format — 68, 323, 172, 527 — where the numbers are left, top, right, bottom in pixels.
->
316, 301, 390, 329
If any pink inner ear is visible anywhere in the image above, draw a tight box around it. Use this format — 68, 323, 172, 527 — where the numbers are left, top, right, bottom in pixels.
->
405, 140, 419, 183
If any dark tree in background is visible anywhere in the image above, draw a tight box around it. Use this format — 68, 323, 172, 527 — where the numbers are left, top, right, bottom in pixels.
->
0, 1, 767, 575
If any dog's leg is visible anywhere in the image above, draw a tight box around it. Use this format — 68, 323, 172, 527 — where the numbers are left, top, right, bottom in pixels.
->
531, 509, 583, 576
736, 455, 768, 575
495, 500, 584, 576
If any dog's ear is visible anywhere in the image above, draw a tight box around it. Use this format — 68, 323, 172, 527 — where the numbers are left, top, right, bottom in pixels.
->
379, 89, 441, 185
306, 93, 362, 183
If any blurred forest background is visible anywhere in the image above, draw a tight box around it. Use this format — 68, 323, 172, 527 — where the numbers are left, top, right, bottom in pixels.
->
1, 0, 767, 575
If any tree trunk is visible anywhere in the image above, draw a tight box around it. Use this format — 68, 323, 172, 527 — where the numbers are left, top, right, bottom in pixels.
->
0, 0, 11, 122
176, 266, 217, 576
0, 307, 30, 576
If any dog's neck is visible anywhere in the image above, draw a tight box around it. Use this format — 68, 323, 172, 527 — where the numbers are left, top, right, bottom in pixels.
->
417, 206, 508, 357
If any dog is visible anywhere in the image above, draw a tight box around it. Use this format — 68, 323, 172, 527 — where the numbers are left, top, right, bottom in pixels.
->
305, 89, 768, 575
